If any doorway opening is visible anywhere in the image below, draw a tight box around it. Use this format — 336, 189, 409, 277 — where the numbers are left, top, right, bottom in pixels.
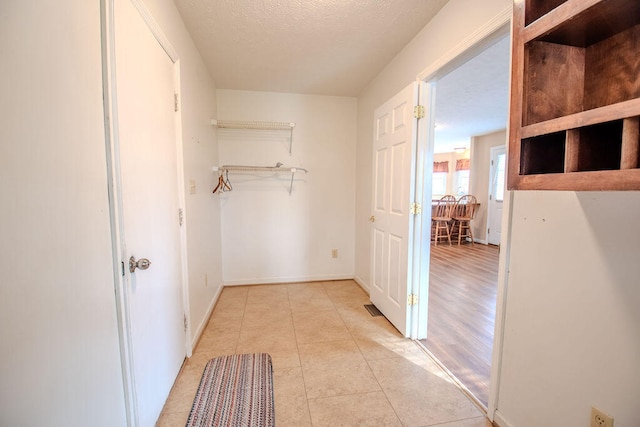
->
418, 32, 510, 408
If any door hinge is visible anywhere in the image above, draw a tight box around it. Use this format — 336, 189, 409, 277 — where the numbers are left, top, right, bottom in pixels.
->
413, 105, 425, 119
121, 261, 125, 277
487, 228, 490, 234
183, 314, 188, 332
174, 93, 179, 112
410, 202, 422, 215
408, 294, 418, 306
178, 208, 184, 226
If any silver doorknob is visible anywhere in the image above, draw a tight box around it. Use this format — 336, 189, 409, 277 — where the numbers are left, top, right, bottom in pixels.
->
129, 256, 152, 273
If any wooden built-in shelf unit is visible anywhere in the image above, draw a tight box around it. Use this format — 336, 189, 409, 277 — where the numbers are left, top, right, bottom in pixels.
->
508, 0, 640, 190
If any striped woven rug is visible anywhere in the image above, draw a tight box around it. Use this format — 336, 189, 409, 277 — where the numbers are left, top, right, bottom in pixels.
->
186, 353, 274, 427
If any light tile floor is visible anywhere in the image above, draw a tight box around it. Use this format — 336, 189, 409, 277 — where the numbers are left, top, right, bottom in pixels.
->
157, 280, 492, 427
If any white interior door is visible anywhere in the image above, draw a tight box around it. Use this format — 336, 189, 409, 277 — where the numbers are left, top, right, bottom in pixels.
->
370, 83, 419, 336
488, 145, 506, 245
114, 0, 185, 425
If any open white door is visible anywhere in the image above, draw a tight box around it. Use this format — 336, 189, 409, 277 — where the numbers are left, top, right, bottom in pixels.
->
113, 0, 186, 425
370, 82, 419, 337
488, 146, 506, 246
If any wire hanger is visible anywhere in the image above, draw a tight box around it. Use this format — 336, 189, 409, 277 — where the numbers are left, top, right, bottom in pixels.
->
212, 170, 232, 194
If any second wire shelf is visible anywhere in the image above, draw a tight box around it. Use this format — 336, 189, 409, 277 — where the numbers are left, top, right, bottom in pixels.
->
211, 119, 296, 154
212, 163, 309, 195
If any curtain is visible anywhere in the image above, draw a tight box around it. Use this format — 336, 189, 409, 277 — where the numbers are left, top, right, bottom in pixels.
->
433, 161, 449, 173
456, 158, 470, 171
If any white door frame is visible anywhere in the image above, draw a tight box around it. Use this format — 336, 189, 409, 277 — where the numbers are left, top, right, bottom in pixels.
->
487, 145, 507, 245
409, 80, 433, 340
100, 0, 191, 424
412, 7, 512, 421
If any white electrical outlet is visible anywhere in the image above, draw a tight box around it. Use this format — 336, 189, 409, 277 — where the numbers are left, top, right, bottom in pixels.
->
590, 407, 614, 427
331, 249, 338, 258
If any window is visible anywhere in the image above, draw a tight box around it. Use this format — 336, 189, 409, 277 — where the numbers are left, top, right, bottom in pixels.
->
432, 161, 449, 198
456, 170, 470, 196
493, 152, 506, 201
455, 158, 470, 196
432, 172, 447, 197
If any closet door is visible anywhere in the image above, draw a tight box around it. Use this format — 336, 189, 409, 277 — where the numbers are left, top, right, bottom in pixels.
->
114, 0, 186, 424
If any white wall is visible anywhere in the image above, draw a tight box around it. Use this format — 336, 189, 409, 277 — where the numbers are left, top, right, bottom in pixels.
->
497, 192, 640, 427
470, 130, 506, 243
355, 0, 511, 286
0, 2, 126, 425
353, 1, 640, 425
216, 90, 357, 284
0, 0, 221, 425
138, 0, 223, 346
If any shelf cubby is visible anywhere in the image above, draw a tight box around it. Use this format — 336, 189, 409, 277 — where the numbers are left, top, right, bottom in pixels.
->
621, 117, 640, 169
524, 0, 567, 27
508, 0, 640, 190
520, 132, 566, 175
523, 24, 640, 126
572, 121, 623, 172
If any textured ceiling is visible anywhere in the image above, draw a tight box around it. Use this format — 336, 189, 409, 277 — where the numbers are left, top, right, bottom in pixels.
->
434, 35, 511, 153
173, 0, 510, 150
173, 0, 449, 96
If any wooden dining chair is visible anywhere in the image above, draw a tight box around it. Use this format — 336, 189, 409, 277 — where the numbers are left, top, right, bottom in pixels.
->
432, 195, 456, 246
451, 194, 478, 245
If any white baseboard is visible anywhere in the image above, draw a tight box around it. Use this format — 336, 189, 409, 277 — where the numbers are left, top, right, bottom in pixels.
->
223, 273, 353, 286
493, 410, 513, 427
190, 283, 223, 351
353, 274, 370, 294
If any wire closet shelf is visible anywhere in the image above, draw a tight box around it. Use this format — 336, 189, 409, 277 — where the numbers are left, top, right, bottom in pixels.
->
211, 119, 296, 153
211, 163, 309, 195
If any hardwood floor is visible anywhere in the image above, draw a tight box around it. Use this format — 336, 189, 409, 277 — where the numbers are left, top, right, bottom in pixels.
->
419, 243, 499, 407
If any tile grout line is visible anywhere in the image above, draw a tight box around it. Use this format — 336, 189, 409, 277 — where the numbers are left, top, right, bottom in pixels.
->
286, 284, 314, 426
232, 288, 249, 355
160, 287, 249, 423
162, 281, 488, 427
328, 284, 405, 426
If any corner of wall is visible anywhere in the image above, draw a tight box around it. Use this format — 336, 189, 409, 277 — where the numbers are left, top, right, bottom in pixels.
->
190, 281, 223, 351
492, 411, 513, 427
353, 274, 370, 295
